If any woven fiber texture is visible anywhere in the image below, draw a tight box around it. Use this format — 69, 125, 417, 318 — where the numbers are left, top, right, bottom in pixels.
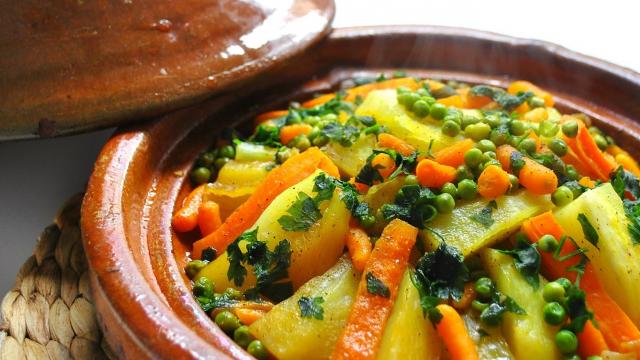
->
0, 194, 113, 360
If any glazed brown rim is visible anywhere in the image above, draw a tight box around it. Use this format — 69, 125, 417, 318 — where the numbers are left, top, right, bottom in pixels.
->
82, 25, 640, 359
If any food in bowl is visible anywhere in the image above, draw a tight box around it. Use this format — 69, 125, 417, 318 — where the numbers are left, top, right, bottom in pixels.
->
172, 74, 640, 359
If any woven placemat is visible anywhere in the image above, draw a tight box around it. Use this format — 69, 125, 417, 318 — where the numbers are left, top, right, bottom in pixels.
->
0, 194, 114, 360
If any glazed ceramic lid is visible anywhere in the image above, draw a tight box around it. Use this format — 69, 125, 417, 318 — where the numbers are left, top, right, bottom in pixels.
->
0, 0, 335, 140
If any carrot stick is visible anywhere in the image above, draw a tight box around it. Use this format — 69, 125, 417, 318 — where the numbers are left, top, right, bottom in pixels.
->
279, 123, 313, 145
477, 164, 511, 199
451, 283, 476, 311
234, 308, 266, 325
172, 184, 207, 233
377, 133, 416, 156
562, 146, 597, 179
371, 153, 397, 180
345, 223, 372, 272
198, 201, 222, 236
416, 159, 457, 189
434, 304, 479, 360
576, 319, 609, 358
522, 212, 640, 354
433, 139, 475, 167
332, 219, 418, 360
507, 80, 554, 107
192, 147, 339, 258
437, 95, 466, 108
496, 145, 557, 195
462, 87, 492, 109
302, 78, 421, 108
575, 121, 617, 180
255, 109, 289, 125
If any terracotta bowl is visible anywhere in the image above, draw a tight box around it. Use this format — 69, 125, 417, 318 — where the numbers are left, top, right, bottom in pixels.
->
81, 26, 640, 359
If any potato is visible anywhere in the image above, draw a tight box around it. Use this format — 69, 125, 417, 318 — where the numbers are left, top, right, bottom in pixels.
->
377, 270, 444, 360
249, 257, 359, 360
197, 169, 350, 292
355, 89, 460, 153
422, 190, 553, 257
554, 183, 640, 326
323, 134, 376, 178
462, 311, 514, 360
481, 249, 561, 360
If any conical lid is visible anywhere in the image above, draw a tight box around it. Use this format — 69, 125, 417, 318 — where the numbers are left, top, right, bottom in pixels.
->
0, 0, 335, 140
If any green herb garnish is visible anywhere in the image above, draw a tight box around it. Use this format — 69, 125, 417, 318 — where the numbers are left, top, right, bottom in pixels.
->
470, 85, 533, 111
366, 272, 390, 298
499, 236, 541, 289
577, 213, 599, 248
298, 296, 325, 320
471, 200, 497, 229
278, 192, 322, 232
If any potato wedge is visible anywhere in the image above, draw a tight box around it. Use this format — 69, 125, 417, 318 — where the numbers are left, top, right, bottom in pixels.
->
323, 134, 376, 178
462, 311, 514, 360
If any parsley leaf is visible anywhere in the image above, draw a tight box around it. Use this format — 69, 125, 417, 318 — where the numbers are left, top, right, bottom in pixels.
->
499, 237, 541, 289
380, 184, 437, 229
226, 229, 258, 286
611, 166, 640, 199
510, 151, 525, 174
414, 243, 469, 302
564, 283, 594, 333
298, 296, 325, 320
366, 272, 390, 298
278, 192, 322, 232
470, 85, 533, 111
471, 201, 497, 229
355, 149, 418, 186
577, 214, 599, 249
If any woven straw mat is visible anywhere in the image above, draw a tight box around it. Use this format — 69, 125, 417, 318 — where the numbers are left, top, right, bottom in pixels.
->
0, 194, 114, 359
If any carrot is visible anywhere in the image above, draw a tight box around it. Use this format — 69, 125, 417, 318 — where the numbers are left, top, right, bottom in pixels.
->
433, 139, 475, 167
198, 201, 222, 236
302, 78, 421, 108
254, 109, 289, 125
415, 159, 457, 189
477, 164, 511, 199
345, 223, 372, 272
575, 122, 617, 180
458, 87, 492, 109
523, 212, 640, 354
377, 133, 416, 156
513, 102, 530, 115
452, 283, 476, 311
576, 319, 609, 358
437, 95, 466, 108
172, 184, 207, 233
507, 80, 554, 107
434, 304, 479, 360
332, 219, 418, 360
562, 146, 597, 179
578, 176, 596, 189
496, 145, 557, 195
349, 177, 370, 194
279, 123, 313, 145
234, 308, 266, 325
371, 153, 397, 180
192, 147, 339, 258
615, 152, 640, 177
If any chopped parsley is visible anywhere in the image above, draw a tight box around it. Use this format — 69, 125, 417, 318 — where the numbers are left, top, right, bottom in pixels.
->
298, 296, 325, 320
577, 214, 599, 249
470, 85, 533, 112
380, 184, 438, 229
355, 149, 418, 186
471, 200, 497, 229
509, 151, 525, 174
278, 192, 322, 232
499, 236, 541, 289
611, 167, 640, 245
366, 272, 390, 298
564, 282, 594, 333
415, 243, 469, 302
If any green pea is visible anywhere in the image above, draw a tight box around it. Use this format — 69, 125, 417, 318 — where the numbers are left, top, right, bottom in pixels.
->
462, 114, 481, 129
605, 136, 615, 146
416, 88, 430, 97
430, 103, 447, 120
480, 303, 503, 326
562, 121, 578, 138
444, 108, 463, 124
528, 96, 545, 108
404, 174, 419, 185
441, 182, 458, 198
192, 277, 214, 298
588, 126, 603, 136
594, 134, 608, 151
359, 214, 376, 229
423, 96, 437, 106
185, 260, 208, 279
214, 157, 230, 170
219, 145, 235, 159
464, 148, 484, 168
234, 326, 254, 348
435, 193, 455, 214
312, 134, 329, 147
508, 174, 519, 193
471, 300, 489, 312
543, 302, 567, 325
398, 92, 421, 108
412, 100, 431, 117
539, 121, 560, 137
555, 330, 578, 354
509, 120, 527, 136
586, 356, 603, 360
223, 288, 243, 300
518, 138, 537, 154
554, 278, 572, 291
442, 120, 461, 137
566, 165, 579, 181
456, 165, 474, 182
489, 127, 510, 146
458, 179, 478, 200
483, 113, 501, 128
292, 135, 311, 151
198, 152, 216, 167
538, 234, 559, 253
465, 123, 492, 141
549, 139, 568, 157
482, 151, 497, 162
190, 167, 211, 184
215, 311, 241, 334
543, 282, 566, 303
475, 277, 494, 299
247, 340, 269, 360
552, 186, 574, 206
477, 139, 497, 153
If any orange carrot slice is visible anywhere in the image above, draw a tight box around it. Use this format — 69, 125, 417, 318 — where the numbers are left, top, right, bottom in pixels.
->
433, 139, 475, 168
279, 124, 313, 145
345, 223, 372, 273
434, 304, 479, 360
507, 80, 554, 107
172, 184, 207, 233
416, 159, 457, 189
496, 145, 557, 195
332, 219, 418, 360
377, 133, 416, 156
198, 201, 222, 236
371, 153, 397, 180
254, 109, 289, 125
192, 147, 339, 258
477, 164, 511, 199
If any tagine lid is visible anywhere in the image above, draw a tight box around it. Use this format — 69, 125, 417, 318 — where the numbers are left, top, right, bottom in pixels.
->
0, 0, 335, 140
